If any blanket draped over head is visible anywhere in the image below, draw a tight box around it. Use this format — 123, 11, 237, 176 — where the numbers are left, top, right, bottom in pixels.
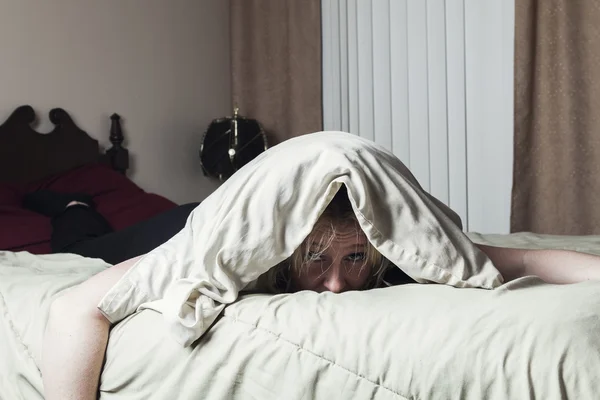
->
98, 131, 502, 346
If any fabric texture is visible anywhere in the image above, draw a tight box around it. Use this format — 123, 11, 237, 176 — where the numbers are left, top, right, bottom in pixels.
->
98, 132, 502, 347
0, 184, 51, 252
0, 206, 52, 253
2, 243, 600, 400
511, 0, 600, 234
0, 183, 20, 205
101, 278, 600, 400
51, 205, 114, 253
0, 251, 108, 400
26, 163, 177, 231
54, 203, 198, 265
0, 164, 177, 253
230, 0, 323, 144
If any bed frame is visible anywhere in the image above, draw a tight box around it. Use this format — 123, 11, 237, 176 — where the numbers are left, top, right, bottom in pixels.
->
0, 105, 129, 184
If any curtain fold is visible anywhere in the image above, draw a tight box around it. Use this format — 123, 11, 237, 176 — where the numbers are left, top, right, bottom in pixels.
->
511, 0, 600, 234
230, 0, 323, 144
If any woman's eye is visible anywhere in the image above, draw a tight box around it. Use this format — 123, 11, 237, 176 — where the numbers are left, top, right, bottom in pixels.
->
306, 251, 324, 262
346, 252, 366, 262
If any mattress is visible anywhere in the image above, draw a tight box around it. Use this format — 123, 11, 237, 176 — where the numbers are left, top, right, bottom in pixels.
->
2, 232, 600, 399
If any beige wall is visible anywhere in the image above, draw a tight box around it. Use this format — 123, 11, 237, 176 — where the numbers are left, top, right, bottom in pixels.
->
0, 0, 230, 204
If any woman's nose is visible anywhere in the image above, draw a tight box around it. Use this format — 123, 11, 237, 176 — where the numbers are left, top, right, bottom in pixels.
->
323, 263, 347, 293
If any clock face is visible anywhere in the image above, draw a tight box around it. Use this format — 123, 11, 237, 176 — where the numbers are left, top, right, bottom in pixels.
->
200, 117, 268, 181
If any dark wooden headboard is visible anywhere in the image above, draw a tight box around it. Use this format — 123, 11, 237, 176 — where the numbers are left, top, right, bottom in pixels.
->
0, 105, 129, 184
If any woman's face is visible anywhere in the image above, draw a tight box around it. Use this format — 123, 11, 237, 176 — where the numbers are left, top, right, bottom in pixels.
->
289, 226, 373, 293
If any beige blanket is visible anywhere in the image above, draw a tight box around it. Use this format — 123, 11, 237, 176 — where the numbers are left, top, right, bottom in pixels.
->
0, 251, 107, 400
2, 232, 600, 399
101, 277, 600, 400
97, 132, 502, 347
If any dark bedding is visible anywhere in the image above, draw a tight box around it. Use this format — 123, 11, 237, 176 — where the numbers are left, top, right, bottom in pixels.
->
0, 163, 176, 253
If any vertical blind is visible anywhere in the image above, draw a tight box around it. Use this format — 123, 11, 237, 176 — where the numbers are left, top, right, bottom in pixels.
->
322, 0, 514, 233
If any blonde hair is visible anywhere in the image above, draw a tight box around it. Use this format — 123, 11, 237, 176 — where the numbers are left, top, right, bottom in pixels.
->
263, 187, 391, 293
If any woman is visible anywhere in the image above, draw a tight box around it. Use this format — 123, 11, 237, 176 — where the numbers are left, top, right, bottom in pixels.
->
41, 185, 600, 399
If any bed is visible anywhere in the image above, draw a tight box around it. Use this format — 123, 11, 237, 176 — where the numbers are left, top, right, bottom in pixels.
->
0, 105, 177, 254
2, 233, 600, 400
2, 131, 600, 400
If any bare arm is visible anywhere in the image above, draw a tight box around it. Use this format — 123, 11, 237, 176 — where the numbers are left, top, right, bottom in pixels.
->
42, 256, 142, 400
477, 244, 600, 284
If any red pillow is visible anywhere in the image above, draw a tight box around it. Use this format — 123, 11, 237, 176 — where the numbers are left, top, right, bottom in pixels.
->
0, 184, 51, 252
26, 163, 143, 197
0, 163, 177, 254
0, 205, 52, 253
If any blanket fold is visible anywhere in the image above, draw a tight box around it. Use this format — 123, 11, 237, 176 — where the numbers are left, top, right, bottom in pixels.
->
98, 131, 502, 346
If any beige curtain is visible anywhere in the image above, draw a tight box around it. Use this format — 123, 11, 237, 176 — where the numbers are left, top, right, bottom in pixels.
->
511, 0, 600, 234
230, 0, 323, 145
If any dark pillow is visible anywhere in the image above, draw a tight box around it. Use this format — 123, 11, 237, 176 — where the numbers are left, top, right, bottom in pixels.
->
96, 191, 177, 231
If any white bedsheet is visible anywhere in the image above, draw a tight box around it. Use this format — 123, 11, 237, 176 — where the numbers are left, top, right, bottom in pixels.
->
2, 232, 600, 399
0, 251, 107, 400
100, 277, 600, 399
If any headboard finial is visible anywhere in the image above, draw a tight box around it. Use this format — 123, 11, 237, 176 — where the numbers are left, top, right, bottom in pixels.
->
109, 113, 124, 147
106, 112, 129, 174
